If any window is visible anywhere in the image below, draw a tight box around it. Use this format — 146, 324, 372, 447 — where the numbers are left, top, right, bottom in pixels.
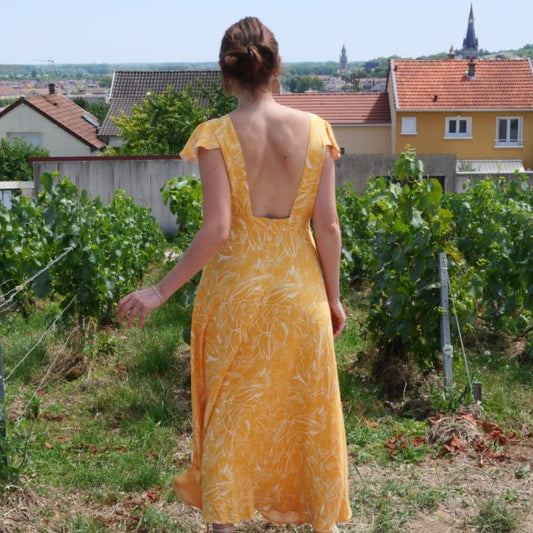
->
401, 117, 417, 135
7, 132, 42, 146
496, 117, 522, 147
445, 117, 472, 138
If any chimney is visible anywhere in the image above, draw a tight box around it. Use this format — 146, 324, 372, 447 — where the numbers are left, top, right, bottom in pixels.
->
448, 45, 455, 60
467, 60, 476, 78
48, 83, 55, 94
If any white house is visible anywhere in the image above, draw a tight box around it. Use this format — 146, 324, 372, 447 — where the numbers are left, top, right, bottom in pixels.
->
0, 83, 105, 157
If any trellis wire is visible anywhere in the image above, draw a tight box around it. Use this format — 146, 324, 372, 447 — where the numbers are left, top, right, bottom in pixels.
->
438, 252, 477, 403
4, 296, 75, 383
14, 325, 77, 426
0, 246, 74, 312
450, 291, 475, 403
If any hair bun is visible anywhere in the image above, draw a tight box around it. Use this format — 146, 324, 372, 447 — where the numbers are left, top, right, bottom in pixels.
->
219, 17, 279, 94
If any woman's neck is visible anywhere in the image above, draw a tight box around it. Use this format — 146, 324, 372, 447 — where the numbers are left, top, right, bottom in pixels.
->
235, 87, 276, 111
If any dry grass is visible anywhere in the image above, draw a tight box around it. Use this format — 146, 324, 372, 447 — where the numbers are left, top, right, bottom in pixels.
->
1, 437, 531, 532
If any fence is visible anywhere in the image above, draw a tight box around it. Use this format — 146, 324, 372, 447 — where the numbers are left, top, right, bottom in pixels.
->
0, 181, 34, 209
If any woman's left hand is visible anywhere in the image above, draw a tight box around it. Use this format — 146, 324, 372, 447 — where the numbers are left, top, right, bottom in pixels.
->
118, 287, 163, 329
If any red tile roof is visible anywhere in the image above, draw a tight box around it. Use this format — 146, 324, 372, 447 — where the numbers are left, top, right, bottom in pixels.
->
273, 92, 390, 124
390, 59, 533, 110
0, 93, 105, 150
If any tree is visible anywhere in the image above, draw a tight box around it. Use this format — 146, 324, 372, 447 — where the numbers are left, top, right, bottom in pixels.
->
98, 75, 112, 88
105, 83, 236, 156
286, 76, 325, 93
0, 137, 49, 181
71, 97, 110, 124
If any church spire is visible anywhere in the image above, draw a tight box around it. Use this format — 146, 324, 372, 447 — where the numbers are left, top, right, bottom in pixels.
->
339, 44, 348, 73
462, 3, 479, 59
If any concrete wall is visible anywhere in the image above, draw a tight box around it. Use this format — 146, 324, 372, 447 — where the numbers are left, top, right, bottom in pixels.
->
0, 104, 93, 157
31, 155, 531, 232
32, 154, 459, 235
33, 157, 199, 233
336, 153, 458, 193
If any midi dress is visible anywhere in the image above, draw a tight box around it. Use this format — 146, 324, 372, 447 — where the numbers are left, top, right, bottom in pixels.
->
174, 113, 352, 531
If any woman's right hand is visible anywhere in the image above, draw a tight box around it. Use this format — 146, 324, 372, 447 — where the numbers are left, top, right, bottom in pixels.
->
329, 299, 346, 338
118, 286, 164, 329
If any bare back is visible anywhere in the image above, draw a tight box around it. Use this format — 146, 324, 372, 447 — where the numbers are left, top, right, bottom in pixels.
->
229, 102, 311, 219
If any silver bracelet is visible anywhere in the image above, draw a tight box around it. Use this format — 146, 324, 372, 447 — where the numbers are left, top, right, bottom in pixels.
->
152, 285, 164, 304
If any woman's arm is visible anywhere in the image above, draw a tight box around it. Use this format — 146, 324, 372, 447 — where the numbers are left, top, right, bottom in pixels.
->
312, 147, 346, 338
118, 147, 231, 328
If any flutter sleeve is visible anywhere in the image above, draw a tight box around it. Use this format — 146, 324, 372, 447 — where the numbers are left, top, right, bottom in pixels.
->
323, 119, 341, 160
179, 119, 221, 161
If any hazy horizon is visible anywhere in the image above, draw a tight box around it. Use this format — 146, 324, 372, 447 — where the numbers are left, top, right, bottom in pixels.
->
1, 0, 532, 65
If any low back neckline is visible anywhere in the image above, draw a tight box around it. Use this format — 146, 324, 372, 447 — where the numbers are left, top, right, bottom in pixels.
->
225, 113, 315, 221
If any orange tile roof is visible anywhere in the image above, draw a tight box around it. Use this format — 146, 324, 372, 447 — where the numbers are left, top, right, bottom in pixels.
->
390, 59, 533, 110
0, 93, 105, 150
273, 92, 390, 124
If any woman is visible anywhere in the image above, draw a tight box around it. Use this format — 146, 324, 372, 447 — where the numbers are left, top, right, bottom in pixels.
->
118, 16, 351, 533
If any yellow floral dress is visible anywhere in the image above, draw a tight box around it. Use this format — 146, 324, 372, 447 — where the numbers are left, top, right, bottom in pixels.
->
174, 113, 351, 531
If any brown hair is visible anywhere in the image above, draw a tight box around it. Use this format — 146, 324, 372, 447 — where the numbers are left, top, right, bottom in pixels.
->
219, 17, 279, 94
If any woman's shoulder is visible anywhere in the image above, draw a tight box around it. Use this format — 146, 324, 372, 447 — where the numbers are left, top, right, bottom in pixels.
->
276, 105, 330, 129
180, 116, 229, 160
196, 115, 229, 133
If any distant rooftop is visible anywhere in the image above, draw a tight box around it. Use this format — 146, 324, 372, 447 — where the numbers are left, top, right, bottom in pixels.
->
100, 70, 222, 137
390, 59, 533, 110
273, 92, 391, 124
0, 88, 105, 150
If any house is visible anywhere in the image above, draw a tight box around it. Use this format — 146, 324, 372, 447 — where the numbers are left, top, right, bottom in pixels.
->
0, 84, 105, 156
272, 92, 391, 155
99, 70, 222, 147
387, 58, 533, 179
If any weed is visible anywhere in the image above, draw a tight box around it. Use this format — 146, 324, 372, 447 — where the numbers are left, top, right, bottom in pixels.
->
63, 514, 111, 532
469, 495, 521, 532
137, 508, 188, 532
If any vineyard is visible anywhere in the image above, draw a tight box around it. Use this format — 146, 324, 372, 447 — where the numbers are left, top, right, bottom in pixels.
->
0, 150, 531, 531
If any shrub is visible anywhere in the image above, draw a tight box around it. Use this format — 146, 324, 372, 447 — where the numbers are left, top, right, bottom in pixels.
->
366, 148, 477, 373
0, 137, 49, 181
0, 172, 165, 325
444, 176, 532, 335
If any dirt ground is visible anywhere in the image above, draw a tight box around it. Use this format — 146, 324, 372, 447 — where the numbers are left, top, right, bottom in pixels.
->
1, 434, 531, 533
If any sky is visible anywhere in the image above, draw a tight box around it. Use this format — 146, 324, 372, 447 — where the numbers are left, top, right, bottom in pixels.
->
1, 0, 532, 65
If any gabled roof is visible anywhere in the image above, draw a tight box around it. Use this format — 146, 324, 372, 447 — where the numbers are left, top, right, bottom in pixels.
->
100, 70, 222, 137
0, 93, 105, 150
272, 92, 391, 124
390, 59, 533, 110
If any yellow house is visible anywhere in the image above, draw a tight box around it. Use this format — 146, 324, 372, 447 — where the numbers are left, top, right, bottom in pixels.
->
273, 92, 391, 155
387, 58, 533, 173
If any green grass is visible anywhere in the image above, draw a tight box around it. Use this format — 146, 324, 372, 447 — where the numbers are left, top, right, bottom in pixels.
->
1, 278, 532, 531
350, 478, 448, 532
469, 493, 523, 532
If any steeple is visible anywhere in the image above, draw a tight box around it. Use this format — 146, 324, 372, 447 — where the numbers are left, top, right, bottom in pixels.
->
462, 3, 479, 59
339, 45, 348, 72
